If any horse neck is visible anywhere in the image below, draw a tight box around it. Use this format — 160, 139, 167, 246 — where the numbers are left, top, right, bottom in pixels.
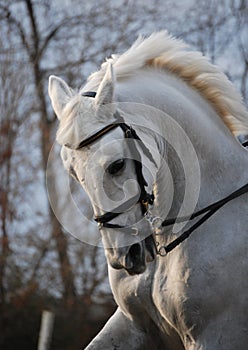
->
158, 100, 248, 220
117, 69, 248, 218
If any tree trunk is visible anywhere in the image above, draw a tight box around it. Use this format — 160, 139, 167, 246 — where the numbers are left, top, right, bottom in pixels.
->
25, 0, 76, 303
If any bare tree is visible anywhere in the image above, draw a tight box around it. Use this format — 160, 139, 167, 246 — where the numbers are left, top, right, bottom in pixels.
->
0, 35, 30, 348
229, 0, 248, 102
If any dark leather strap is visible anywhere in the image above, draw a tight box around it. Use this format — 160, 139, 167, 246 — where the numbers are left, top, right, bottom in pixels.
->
158, 182, 248, 255
81, 91, 97, 98
76, 123, 119, 149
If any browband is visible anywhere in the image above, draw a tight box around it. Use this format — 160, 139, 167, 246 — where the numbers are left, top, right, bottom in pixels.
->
76, 123, 119, 149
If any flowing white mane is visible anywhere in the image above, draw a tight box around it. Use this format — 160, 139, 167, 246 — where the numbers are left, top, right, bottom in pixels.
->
84, 31, 248, 136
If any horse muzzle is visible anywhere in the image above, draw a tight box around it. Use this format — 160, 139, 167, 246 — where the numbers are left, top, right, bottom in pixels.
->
106, 236, 156, 275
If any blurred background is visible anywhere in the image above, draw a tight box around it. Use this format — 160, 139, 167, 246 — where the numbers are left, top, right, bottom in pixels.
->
0, 0, 247, 349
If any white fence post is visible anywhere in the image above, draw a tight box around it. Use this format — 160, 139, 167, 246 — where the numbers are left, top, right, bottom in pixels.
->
37, 310, 55, 350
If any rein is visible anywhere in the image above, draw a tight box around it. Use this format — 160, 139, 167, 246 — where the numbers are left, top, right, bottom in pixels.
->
157, 182, 248, 255
77, 92, 248, 256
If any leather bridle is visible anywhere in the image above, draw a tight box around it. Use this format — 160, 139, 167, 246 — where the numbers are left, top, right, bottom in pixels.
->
76, 91, 248, 256
77, 108, 155, 231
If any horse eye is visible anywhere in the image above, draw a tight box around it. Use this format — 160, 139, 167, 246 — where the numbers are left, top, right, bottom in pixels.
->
107, 159, 125, 175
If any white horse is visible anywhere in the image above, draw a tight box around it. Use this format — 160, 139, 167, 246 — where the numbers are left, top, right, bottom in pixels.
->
48, 32, 248, 349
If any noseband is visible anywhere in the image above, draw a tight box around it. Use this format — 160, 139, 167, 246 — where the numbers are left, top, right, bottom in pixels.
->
77, 91, 248, 256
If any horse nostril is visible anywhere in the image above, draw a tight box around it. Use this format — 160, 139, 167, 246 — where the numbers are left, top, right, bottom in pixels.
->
128, 243, 141, 261
110, 261, 124, 270
126, 243, 146, 275
107, 244, 146, 274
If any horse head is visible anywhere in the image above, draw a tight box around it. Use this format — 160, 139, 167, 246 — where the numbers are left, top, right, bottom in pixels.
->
48, 64, 158, 275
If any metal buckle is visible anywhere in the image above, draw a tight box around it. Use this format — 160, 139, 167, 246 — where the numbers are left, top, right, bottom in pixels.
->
131, 227, 139, 236
158, 245, 167, 256
145, 211, 163, 234
125, 129, 132, 138
141, 199, 149, 212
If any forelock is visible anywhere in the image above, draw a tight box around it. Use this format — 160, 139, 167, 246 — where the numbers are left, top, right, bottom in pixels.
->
56, 95, 95, 148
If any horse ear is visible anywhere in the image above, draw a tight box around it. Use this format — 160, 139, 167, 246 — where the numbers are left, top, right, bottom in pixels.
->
48, 75, 74, 120
95, 63, 115, 113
